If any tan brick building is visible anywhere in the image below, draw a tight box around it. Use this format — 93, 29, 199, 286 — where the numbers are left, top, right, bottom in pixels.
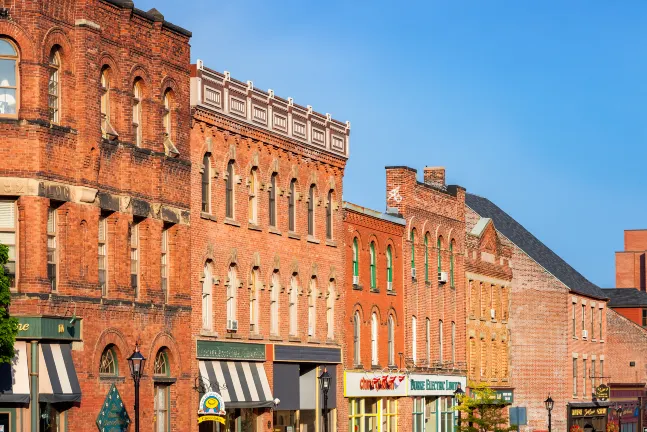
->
0, 1, 193, 431
466, 193, 610, 432
189, 61, 349, 432
341, 202, 406, 432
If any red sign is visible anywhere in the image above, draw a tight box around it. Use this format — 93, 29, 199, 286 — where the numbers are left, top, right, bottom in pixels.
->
358, 375, 405, 391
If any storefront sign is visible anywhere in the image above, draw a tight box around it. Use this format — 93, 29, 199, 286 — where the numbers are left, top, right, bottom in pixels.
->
274, 345, 341, 363
495, 389, 514, 404
408, 374, 467, 396
570, 407, 607, 417
344, 372, 408, 397
96, 384, 131, 431
595, 384, 609, 401
198, 392, 226, 415
197, 340, 265, 361
16, 316, 81, 341
198, 415, 225, 425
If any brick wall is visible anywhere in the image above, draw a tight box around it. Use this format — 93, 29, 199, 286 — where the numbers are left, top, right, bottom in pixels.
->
607, 309, 647, 384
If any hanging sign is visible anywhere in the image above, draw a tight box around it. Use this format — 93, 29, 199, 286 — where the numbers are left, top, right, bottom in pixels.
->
198, 415, 226, 425
96, 384, 131, 432
198, 391, 226, 415
595, 384, 609, 401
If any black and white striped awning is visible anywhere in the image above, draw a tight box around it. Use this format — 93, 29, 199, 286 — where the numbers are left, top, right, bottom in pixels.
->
0, 341, 30, 403
199, 361, 273, 408
39, 343, 82, 403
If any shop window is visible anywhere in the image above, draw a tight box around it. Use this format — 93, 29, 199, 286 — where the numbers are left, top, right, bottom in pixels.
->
0, 38, 18, 116
201, 154, 211, 213
371, 312, 378, 366
386, 246, 393, 290
40, 404, 61, 432
307, 184, 315, 236
347, 398, 378, 432
288, 179, 296, 232
47, 206, 57, 291
248, 168, 258, 224
642, 309, 647, 327
132, 79, 143, 146
202, 263, 213, 331
326, 189, 333, 240
269, 173, 277, 227
270, 272, 280, 335
1, 200, 18, 289
98, 214, 108, 296
382, 398, 397, 432
425, 398, 437, 432
413, 397, 424, 432
161, 226, 169, 303
226, 160, 235, 219
353, 311, 361, 366
48, 47, 61, 123
289, 275, 298, 336
99, 345, 118, 376
369, 242, 376, 289
439, 396, 454, 432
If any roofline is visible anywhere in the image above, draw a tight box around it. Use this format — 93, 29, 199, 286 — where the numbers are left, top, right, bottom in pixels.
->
102, 0, 192, 37
385, 165, 417, 173
466, 202, 609, 301
343, 202, 406, 226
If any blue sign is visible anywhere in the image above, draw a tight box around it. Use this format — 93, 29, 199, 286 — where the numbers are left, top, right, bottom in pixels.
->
509, 407, 527, 426
96, 384, 131, 432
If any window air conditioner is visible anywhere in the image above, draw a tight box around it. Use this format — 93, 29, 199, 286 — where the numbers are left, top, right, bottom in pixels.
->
438, 272, 448, 284
353, 275, 359, 285
227, 319, 238, 332
411, 267, 417, 279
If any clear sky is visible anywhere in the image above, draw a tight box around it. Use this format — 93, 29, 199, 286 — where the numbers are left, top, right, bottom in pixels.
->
137, 0, 647, 289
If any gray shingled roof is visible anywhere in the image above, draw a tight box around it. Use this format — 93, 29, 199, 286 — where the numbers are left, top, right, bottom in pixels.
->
602, 288, 647, 307
466, 193, 607, 300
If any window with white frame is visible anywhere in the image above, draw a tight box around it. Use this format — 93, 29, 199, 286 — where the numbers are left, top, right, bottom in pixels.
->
308, 278, 317, 337
162, 89, 178, 156
227, 266, 238, 326
0, 38, 19, 116
249, 268, 260, 333
573, 357, 578, 397
130, 222, 140, 297
583, 358, 587, 398
132, 79, 143, 147
412, 316, 417, 364
288, 179, 296, 232
226, 160, 235, 219
201, 154, 210, 213
327, 282, 335, 340
248, 168, 258, 224
0, 201, 16, 288
307, 184, 316, 236
371, 312, 378, 366
270, 272, 280, 335
353, 311, 361, 366
439, 319, 444, 363
388, 315, 395, 366
100, 67, 117, 139
451, 321, 456, 364
269, 173, 277, 227
47, 206, 57, 291
48, 47, 61, 124
425, 318, 430, 365
326, 189, 333, 240
202, 263, 212, 331
289, 275, 298, 336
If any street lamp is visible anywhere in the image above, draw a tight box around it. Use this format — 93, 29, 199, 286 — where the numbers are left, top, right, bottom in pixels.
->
454, 384, 465, 431
544, 395, 554, 432
319, 368, 332, 432
127, 343, 146, 432
616, 405, 623, 432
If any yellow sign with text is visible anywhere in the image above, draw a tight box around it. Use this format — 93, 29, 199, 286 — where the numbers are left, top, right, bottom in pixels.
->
198, 415, 225, 425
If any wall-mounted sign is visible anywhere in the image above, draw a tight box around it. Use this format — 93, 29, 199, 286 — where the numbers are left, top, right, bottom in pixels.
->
197, 340, 265, 361
16, 316, 81, 341
199, 392, 226, 415
96, 384, 130, 431
595, 384, 609, 401
408, 374, 467, 396
344, 372, 408, 397
495, 389, 514, 404
570, 407, 607, 418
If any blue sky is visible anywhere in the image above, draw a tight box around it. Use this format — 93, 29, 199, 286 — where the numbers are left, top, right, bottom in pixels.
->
138, 0, 647, 288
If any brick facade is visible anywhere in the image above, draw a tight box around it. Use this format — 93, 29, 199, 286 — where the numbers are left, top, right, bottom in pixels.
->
0, 0, 193, 431
616, 230, 647, 290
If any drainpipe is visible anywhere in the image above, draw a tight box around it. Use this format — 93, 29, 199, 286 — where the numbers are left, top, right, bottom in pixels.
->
30, 341, 38, 432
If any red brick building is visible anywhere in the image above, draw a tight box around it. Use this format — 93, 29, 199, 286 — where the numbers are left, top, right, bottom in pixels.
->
189, 60, 349, 432
384, 166, 468, 432
341, 202, 406, 432
466, 194, 610, 432
0, 1, 193, 431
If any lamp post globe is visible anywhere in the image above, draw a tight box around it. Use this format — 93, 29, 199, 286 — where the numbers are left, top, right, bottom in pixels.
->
127, 343, 146, 432
319, 368, 332, 432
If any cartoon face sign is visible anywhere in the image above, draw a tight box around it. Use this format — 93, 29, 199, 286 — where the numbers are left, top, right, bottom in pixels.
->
198, 392, 225, 415
204, 396, 219, 411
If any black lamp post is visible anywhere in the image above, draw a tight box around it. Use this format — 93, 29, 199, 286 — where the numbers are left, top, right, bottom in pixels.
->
454, 384, 465, 431
616, 405, 623, 432
544, 395, 554, 432
319, 367, 332, 432
127, 343, 146, 432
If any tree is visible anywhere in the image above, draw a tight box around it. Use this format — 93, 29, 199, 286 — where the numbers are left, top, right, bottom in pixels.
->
0, 243, 17, 363
455, 383, 518, 432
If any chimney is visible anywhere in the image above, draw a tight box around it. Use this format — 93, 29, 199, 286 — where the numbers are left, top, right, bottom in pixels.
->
423, 166, 445, 188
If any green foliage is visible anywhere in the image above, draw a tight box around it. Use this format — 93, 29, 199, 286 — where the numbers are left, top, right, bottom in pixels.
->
0, 243, 18, 364
455, 383, 517, 432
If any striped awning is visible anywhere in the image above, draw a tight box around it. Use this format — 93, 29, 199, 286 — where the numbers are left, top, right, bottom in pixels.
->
0, 341, 29, 403
39, 343, 81, 403
199, 361, 273, 408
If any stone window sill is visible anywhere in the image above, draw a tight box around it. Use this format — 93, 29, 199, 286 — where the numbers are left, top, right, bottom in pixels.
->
370, 287, 380, 294
326, 240, 337, 247
353, 284, 363, 291
249, 333, 264, 340
152, 376, 177, 384
269, 335, 283, 342
287, 232, 301, 240
100, 375, 126, 383
248, 223, 262, 232
224, 218, 240, 227
425, 281, 432, 287
386, 290, 397, 296
226, 332, 242, 339
288, 336, 301, 343
269, 227, 282, 236
307, 236, 320, 244
325, 339, 337, 345
200, 330, 219, 338
200, 212, 217, 222
307, 338, 321, 344
371, 365, 382, 370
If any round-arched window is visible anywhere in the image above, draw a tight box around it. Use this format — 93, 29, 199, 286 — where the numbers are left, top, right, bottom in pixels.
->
99, 345, 118, 376
0, 38, 19, 116
154, 349, 170, 377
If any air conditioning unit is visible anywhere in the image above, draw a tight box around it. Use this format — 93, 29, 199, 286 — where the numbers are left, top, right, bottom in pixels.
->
387, 281, 393, 291
490, 309, 496, 319
227, 319, 238, 332
438, 272, 448, 284
353, 275, 359, 285
308, 325, 314, 336
582, 329, 588, 339
411, 267, 417, 279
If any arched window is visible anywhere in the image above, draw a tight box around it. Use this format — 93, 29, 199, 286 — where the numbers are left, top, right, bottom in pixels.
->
411, 316, 417, 364
353, 311, 361, 366
99, 345, 118, 376
162, 89, 179, 156
326, 190, 333, 240
226, 160, 235, 219
388, 315, 395, 366
386, 245, 393, 291
227, 266, 238, 326
410, 229, 416, 272
449, 239, 455, 287
270, 272, 280, 335
369, 242, 376, 289
425, 318, 431, 365
269, 173, 277, 227
100, 67, 117, 139
132, 79, 143, 146
424, 233, 430, 282
48, 47, 61, 123
439, 320, 444, 363
249, 268, 260, 333
352, 238, 359, 284
371, 312, 378, 366
308, 278, 317, 337
201, 154, 210, 213
202, 263, 213, 331
308, 184, 316, 236
248, 168, 258, 224
327, 282, 335, 340
153, 349, 170, 377
0, 38, 18, 117
289, 275, 298, 336
288, 179, 296, 232
437, 236, 443, 274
